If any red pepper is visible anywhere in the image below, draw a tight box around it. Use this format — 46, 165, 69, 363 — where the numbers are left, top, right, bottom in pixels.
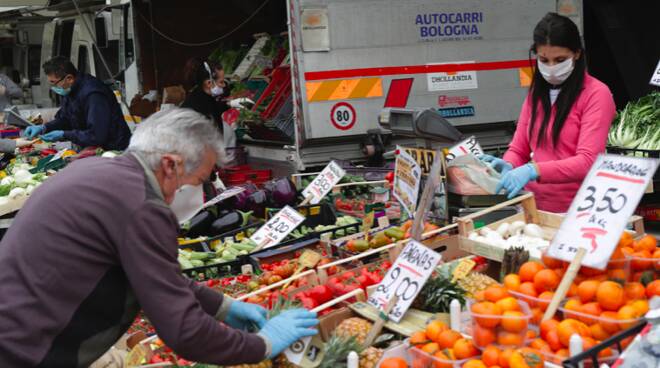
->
341, 271, 355, 281
385, 171, 394, 183
308, 285, 333, 304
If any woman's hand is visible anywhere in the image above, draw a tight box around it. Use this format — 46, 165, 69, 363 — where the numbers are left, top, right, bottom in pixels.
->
479, 154, 513, 175
496, 164, 539, 199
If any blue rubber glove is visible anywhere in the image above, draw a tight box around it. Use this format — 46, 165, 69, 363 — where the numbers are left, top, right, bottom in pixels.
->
259, 308, 319, 359
225, 300, 267, 330
24, 125, 44, 139
479, 154, 513, 175
41, 130, 64, 142
495, 164, 539, 199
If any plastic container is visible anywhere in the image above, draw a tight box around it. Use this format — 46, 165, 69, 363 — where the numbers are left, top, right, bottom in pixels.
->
557, 297, 643, 337
408, 344, 471, 368
468, 299, 533, 349
624, 252, 660, 282
218, 165, 272, 186
539, 347, 619, 368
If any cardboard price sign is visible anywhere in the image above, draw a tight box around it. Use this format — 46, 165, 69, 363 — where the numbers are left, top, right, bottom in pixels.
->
650, 59, 660, 87
393, 147, 422, 218
367, 240, 441, 323
548, 154, 659, 270
302, 161, 346, 205
250, 206, 305, 249
446, 136, 483, 162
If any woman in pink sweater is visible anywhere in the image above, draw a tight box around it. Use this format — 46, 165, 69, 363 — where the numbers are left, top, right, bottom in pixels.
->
481, 13, 616, 213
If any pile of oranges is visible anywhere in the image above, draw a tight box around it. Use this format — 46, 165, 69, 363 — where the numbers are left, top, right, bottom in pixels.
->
460, 346, 544, 368
619, 233, 659, 282
409, 320, 479, 367
470, 285, 531, 348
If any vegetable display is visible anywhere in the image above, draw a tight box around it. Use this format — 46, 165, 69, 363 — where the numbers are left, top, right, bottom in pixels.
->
0, 163, 47, 201
608, 91, 660, 150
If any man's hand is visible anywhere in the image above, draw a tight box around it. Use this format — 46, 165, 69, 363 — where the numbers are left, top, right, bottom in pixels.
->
41, 130, 65, 142
225, 300, 267, 330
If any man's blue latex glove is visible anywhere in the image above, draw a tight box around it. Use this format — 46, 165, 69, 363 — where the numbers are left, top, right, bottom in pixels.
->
479, 154, 513, 175
41, 130, 64, 142
225, 300, 267, 330
259, 309, 318, 359
496, 164, 539, 199
24, 125, 44, 139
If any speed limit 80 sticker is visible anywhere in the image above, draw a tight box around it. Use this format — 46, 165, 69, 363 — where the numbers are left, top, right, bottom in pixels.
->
330, 102, 356, 130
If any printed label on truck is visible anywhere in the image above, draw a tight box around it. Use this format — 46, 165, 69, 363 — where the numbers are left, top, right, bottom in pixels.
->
415, 12, 484, 42
427, 61, 478, 91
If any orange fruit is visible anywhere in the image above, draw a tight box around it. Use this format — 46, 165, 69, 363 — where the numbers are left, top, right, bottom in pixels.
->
599, 311, 620, 334
526, 330, 537, 340
624, 282, 647, 301
619, 232, 634, 248
540, 319, 559, 339
485, 285, 511, 303
437, 329, 462, 349
529, 338, 551, 353
474, 290, 487, 302
537, 291, 554, 311
580, 265, 605, 277
589, 323, 609, 341
427, 320, 449, 343
581, 337, 598, 352
497, 331, 524, 347
453, 338, 479, 359
519, 261, 545, 282
472, 324, 496, 347
631, 250, 653, 271
530, 307, 544, 325
499, 348, 514, 368
544, 329, 563, 351
555, 349, 570, 362
509, 348, 544, 368
621, 336, 634, 349
617, 305, 639, 329
596, 281, 625, 311
461, 360, 487, 368
410, 331, 430, 347
608, 268, 627, 281
563, 299, 583, 319
504, 274, 521, 292
482, 346, 502, 367
557, 319, 581, 347
598, 346, 614, 359
533, 269, 560, 293
381, 357, 408, 368
577, 280, 600, 303
630, 299, 649, 316
578, 302, 603, 325
518, 282, 538, 301
567, 283, 578, 297
496, 297, 521, 312
422, 342, 440, 354
471, 302, 502, 328
634, 235, 658, 252
622, 246, 634, 256
432, 350, 454, 368
542, 252, 564, 269
501, 311, 528, 333
646, 280, 660, 298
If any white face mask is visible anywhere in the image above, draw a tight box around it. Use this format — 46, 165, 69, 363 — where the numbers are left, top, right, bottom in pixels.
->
211, 85, 224, 97
538, 58, 574, 85
170, 184, 205, 224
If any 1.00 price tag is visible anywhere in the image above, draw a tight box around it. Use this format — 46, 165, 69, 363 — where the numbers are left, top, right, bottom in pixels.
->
368, 240, 441, 322
302, 161, 346, 205
250, 206, 305, 249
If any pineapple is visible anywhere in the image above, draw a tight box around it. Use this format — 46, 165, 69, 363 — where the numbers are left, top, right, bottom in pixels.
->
412, 274, 467, 313
359, 347, 383, 368
334, 317, 373, 345
275, 354, 299, 368
457, 272, 498, 298
500, 246, 530, 279
227, 360, 273, 368
319, 335, 363, 368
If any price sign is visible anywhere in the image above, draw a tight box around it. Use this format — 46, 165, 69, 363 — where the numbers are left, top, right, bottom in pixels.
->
302, 161, 346, 205
446, 136, 483, 162
393, 147, 422, 218
650, 59, 660, 87
367, 240, 441, 322
548, 155, 659, 269
250, 206, 305, 249
202, 186, 245, 209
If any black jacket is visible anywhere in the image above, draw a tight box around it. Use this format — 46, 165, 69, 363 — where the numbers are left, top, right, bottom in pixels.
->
181, 85, 231, 128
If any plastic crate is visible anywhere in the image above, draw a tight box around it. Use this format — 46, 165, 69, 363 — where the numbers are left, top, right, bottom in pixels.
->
178, 222, 264, 252
218, 165, 272, 186
250, 238, 325, 266
180, 256, 260, 280
562, 321, 646, 368
266, 203, 338, 228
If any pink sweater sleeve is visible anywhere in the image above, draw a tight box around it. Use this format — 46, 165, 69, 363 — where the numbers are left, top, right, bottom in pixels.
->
536, 87, 616, 183
503, 95, 533, 168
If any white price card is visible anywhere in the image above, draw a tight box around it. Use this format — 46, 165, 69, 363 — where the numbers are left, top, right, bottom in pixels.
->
393, 147, 422, 218
650, 59, 660, 87
202, 186, 245, 209
367, 240, 441, 322
302, 161, 346, 205
446, 136, 483, 162
548, 154, 659, 270
250, 206, 305, 249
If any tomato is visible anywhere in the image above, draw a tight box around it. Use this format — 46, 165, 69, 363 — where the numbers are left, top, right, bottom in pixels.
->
385, 171, 395, 183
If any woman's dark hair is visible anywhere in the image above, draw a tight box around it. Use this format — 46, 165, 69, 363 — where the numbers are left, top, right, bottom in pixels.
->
183, 57, 223, 91
528, 12, 585, 147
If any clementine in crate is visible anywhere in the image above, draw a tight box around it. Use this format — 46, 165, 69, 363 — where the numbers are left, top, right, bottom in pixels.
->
462, 360, 487, 368
482, 345, 502, 367
432, 350, 454, 368
589, 323, 609, 341
410, 331, 430, 347
629, 299, 649, 316
518, 262, 544, 283
485, 285, 511, 303
426, 320, 449, 343
495, 297, 521, 312
566, 282, 578, 297
544, 330, 563, 351
619, 231, 634, 248
503, 274, 521, 292
577, 280, 600, 303
539, 319, 559, 340
624, 282, 647, 300
508, 348, 544, 368
497, 331, 524, 347
518, 282, 538, 300
530, 308, 543, 325
453, 338, 479, 359
422, 342, 440, 354
557, 319, 589, 347
617, 305, 639, 329
596, 281, 625, 311
537, 291, 554, 311
437, 329, 463, 349
563, 299, 583, 319
598, 311, 620, 334
630, 250, 653, 271
525, 330, 537, 340
473, 324, 497, 347
498, 348, 515, 368
634, 235, 657, 252
578, 302, 603, 325
533, 269, 559, 292
381, 357, 408, 368
541, 252, 564, 269
646, 279, 660, 298
529, 338, 551, 353
501, 311, 528, 333
471, 302, 502, 328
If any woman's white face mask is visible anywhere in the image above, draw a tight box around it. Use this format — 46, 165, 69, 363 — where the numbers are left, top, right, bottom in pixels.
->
538, 57, 574, 85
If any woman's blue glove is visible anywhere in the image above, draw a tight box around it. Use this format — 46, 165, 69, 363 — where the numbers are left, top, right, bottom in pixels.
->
259, 309, 319, 359
24, 125, 44, 139
225, 300, 267, 330
41, 130, 64, 142
479, 154, 513, 175
496, 164, 539, 199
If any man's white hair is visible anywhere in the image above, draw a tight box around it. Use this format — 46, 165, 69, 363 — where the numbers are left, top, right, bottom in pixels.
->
127, 108, 225, 174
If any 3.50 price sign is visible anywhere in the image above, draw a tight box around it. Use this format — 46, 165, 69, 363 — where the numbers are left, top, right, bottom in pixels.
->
250, 206, 305, 249
368, 240, 441, 322
548, 155, 659, 269
302, 161, 346, 205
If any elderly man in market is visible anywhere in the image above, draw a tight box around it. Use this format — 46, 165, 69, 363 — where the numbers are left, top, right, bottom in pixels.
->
0, 108, 317, 367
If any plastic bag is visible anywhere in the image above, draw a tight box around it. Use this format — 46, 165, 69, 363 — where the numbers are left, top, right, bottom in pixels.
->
447, 154, 501, 195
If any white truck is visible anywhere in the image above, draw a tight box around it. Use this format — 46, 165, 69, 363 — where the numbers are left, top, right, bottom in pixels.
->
30, 0, 582, 171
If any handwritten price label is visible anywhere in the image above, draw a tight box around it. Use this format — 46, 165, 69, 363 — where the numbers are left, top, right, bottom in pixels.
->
650, 59, 660, 87
548, 155, 659, 269
302, 161, 346, 205
250, 206, 305, 249
367, 240, 441, 322
393, 147, 422, 218
446, 136, 483, 162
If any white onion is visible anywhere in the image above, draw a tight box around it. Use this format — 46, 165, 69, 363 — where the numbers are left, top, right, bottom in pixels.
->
524, 224, 544, 239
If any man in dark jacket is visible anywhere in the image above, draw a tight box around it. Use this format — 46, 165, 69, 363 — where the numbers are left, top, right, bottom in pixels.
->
24, 56, 131, 150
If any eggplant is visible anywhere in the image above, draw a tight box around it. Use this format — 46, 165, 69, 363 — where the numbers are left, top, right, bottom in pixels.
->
234, 183, 258, 211
209, 211, 243, 236
264, 178, 297, 208
247, 190, 268, 218
185, 210, 217, 238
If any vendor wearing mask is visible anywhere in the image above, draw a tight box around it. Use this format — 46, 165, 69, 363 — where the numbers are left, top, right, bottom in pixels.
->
181, 58, 232, 129
480, 13, 616, 213
24, 56, 131, 150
